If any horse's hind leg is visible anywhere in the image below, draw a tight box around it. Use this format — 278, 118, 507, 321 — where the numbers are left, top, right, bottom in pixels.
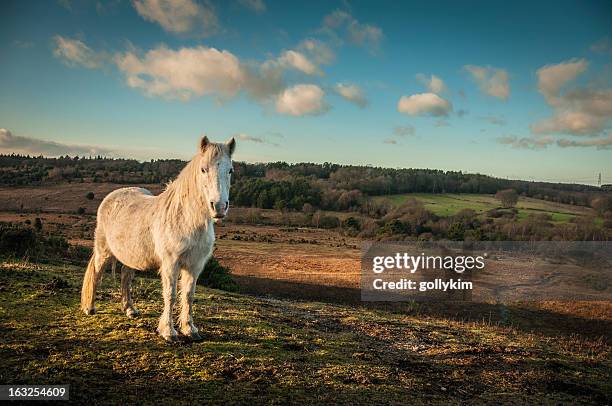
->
121, 265, 140, 318
80, 238, 111, 315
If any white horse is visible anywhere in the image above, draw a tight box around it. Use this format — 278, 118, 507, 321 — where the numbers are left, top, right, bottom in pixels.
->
81, 136, 235, 342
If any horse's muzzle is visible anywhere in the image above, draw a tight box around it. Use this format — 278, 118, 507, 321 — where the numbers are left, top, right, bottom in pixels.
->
210, 201, 228, 218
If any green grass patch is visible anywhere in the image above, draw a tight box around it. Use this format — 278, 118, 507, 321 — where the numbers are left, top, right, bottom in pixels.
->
373, 193, 598, 224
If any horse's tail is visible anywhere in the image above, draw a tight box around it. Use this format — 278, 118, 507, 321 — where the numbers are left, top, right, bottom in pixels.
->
81, 253, 99, 315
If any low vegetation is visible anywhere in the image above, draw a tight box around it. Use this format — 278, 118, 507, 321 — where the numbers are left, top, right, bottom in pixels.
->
0, 260, 610, 404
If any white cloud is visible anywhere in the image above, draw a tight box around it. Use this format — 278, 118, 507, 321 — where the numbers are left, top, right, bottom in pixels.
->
52, 35, 106, 69
531, 110, 607, 135
275, 84, 328, 116
238, 0, 266, 14
321, 10, 383, 53
133, 0, 218, 36
397, 93, 452, 116
334, 83, 367, 108
393, 125, 415, 137
536, 59, 588, 104
531, 59, 611, 136
114, 45, 247, 101
263, 39, 334, 77
0, 128, 114, 157
464, 65, 510, 100
416, 73, 446, 94
276, 50, 320, 75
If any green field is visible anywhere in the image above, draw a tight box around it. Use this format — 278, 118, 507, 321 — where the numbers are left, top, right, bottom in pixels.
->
373, 193, 596, 223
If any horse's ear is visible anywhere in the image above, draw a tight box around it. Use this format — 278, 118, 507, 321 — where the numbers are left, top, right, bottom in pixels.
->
199, 136, 210, 153
227, 137, 236, 156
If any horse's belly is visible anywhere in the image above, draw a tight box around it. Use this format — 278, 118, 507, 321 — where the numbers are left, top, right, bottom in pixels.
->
179, 229, 215, 271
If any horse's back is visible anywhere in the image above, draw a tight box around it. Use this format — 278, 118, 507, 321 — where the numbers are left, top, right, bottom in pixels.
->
96, 187, 158, 270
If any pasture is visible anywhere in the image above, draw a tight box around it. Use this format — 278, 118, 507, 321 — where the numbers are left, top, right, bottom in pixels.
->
372, 193, 596, 223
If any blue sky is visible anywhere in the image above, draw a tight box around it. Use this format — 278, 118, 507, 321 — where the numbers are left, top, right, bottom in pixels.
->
0, 0, 611, 184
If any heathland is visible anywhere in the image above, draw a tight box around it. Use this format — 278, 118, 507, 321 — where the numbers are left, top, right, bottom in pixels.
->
0, 155, 610, 403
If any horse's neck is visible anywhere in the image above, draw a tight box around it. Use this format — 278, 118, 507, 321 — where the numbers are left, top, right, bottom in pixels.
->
158, 163, 211, 231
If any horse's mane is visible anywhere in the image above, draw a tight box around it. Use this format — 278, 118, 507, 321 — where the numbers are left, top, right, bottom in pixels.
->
158, 143, 226, 226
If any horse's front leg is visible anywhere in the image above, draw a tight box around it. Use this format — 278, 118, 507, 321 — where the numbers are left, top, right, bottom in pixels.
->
179, 268, 202, 340
157, 261, 179, 342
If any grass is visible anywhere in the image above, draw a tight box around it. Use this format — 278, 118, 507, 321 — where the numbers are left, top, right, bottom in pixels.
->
0, 259, 610, 404
373, 193, 596, 223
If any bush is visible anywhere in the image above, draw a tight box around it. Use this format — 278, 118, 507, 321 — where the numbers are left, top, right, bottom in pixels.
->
495, 189, 518, 208
77, 207, 86, 215
200, 256, 239, 292
0, 224, 38, 257
342, 216, 361, 231
318, 215, 340, 229
377, 219, 410, 236
447, 222, 465, 240
86, 192, 95, 200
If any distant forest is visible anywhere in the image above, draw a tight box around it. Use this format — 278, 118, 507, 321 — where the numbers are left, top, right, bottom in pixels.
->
0, 154, 607, 211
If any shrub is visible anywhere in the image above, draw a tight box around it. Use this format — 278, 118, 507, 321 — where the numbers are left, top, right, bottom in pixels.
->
495, 189, 518, 208
200, 256, 239, 292
447, 222, 465, 240
34, 217, 43, 231
377, 219, 410, 236
86, 192, 95, 200
77, 207, 86, 215
0, 224, 38, 257
318, 215, 340, 229
342, 216, 361, 231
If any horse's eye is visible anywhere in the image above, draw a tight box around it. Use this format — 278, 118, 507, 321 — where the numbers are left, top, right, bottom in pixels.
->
201, 168, 208, 174
229, 168, 234, 174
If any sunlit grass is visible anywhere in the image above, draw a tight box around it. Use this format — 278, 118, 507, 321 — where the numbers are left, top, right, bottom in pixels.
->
0, 260, 610, 404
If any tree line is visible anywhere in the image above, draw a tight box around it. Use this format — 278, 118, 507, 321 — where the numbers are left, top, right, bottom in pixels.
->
0, 154, 607, 210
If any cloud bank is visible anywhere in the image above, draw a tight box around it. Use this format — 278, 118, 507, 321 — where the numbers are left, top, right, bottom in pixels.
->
0, 128, 115, 157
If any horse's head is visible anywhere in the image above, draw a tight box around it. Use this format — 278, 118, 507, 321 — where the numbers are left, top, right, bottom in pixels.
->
197, 135, 236, 221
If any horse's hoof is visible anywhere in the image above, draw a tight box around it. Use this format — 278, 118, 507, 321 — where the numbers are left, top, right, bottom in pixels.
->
161, 334, 178, 343
158, 328, 179, 343
126, 308, 140, 318
83, 307, 96, 315
189, 331, 203, 342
